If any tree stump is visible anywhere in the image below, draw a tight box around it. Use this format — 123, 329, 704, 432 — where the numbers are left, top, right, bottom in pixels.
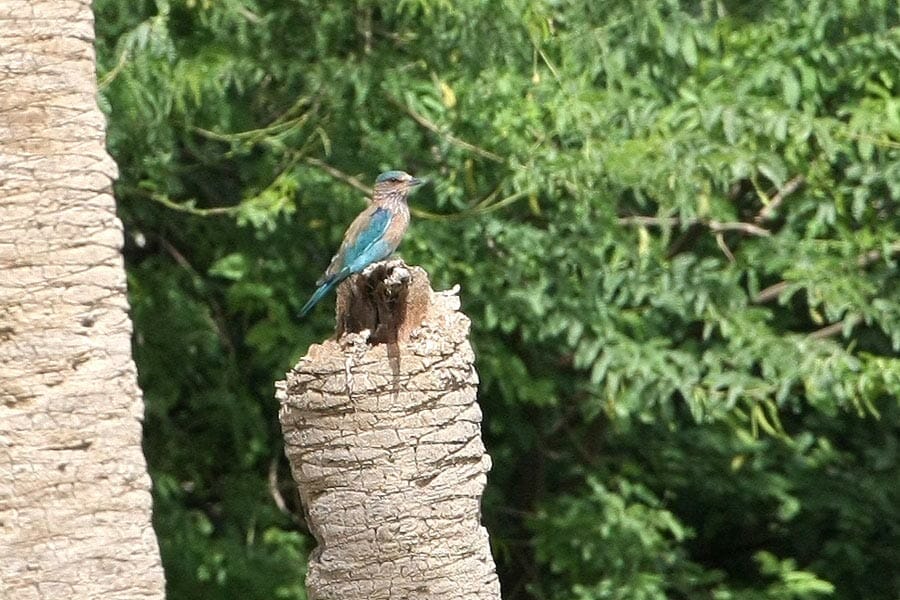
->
277, 260, 500, 600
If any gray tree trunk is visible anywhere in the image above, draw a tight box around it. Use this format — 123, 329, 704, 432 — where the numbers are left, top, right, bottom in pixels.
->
278, 261, 501, 600
0, 0, 166, 598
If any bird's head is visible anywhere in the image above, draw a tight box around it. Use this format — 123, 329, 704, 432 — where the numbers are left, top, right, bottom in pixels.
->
373, 170, 425, 199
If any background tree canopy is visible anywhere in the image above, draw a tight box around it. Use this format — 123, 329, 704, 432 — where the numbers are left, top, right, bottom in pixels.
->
94, 0, 899, 598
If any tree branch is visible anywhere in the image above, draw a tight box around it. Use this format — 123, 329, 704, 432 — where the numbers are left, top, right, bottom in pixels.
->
715, 232, 735, 262
755, 242, 900, 304
754, 175, 805, 223
384, 93, 505, 163
304, 158, 531, 220
754, 281, 789, 304
618, 215, 771, 237
304, 157, 372, 196
857, 241, 900, 267
709, 219, 772, 237
808, 321, 846, 340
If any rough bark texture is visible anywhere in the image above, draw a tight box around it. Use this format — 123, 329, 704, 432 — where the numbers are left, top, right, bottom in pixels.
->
278, 260, 501, 600
0, 1, 166, 598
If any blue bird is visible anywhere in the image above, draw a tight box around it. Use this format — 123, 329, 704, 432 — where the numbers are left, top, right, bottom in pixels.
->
300, 170, 424, 317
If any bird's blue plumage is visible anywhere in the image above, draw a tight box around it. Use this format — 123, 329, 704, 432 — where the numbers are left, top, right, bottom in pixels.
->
299, 209, 393, 316
340, 207, 391, 272
299, 279, 340, 317
376, 170, 407, 183
300, 171, 422, 318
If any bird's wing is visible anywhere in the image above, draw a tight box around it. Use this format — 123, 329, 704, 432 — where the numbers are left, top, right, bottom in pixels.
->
318, 206, 392, 285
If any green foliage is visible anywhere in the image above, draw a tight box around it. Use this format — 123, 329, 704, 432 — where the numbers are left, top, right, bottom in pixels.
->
530, 477, 702, 599
94, 0, 900, 598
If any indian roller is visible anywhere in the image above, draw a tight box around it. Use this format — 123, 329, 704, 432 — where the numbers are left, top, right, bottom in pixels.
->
299, 170, 424, 317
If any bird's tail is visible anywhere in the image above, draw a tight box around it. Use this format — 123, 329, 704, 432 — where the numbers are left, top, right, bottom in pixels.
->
299, 279, 339, 318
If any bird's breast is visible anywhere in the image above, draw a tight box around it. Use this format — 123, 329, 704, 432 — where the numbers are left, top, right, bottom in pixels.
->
381, 201, 410, 250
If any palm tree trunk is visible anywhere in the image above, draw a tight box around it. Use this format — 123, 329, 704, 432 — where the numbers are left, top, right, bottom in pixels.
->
0, 0, 166, 597
278, 261, 501, 600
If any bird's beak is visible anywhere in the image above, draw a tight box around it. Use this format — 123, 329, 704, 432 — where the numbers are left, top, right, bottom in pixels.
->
408, 177, 425, 187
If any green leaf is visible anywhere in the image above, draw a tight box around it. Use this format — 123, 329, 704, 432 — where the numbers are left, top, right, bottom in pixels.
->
208, 253, 248, 281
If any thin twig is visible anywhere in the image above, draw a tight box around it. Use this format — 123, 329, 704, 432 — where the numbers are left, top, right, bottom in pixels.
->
755, 175, 805, 223
191, 95, 316, 145
755, 242, 900, 304
384, 93, 504, 163
405, 190, 529, 221
709, 219, 772, 237
618, 215, 680, 227
158, 237, 236, 356
618, 215, 771, 237
304, 158, 530, 220
754, 281, 789, 304
190, 113, 310, 144
268, 456, 304, 526
858, 241, 900, 267
715, 232, 735, 262
140, 190, 240, 217
620, 215, 770, 262
537, 48, 562, 83
138, 140, 312, 217
808, 321, 846, 340
98, 48, 130, 90
304, 157, 372, 195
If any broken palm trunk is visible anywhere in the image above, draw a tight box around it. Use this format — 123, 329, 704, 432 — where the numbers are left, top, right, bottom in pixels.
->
277, 260, 501, 600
